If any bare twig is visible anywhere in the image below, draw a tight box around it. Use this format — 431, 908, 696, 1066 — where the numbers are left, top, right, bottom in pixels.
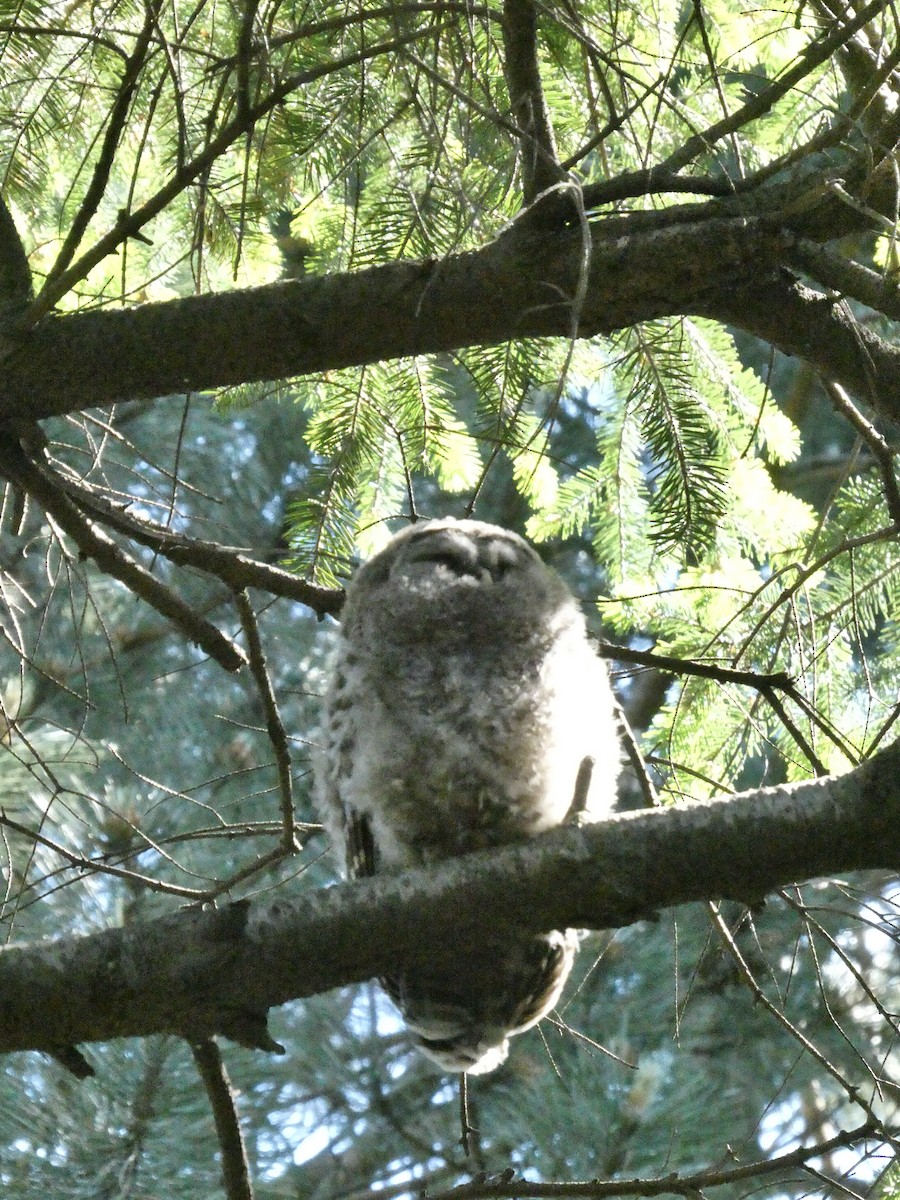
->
55, 466, 343, 615
0, 811, 207, 900
596, 640, 794, 691
426, 1122, 876, 1199
707, 902, 893, 1138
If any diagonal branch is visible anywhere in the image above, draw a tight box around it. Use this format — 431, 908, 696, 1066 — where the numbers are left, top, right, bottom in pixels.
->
823, 379, 900, 523
44, 0, 158, 289
54, 466, 343, 617
234, 589, 298, 852
658, 0, 893, 177
27, 21, 447, 320
0, 444, 248, 672
694, 271, 900, 422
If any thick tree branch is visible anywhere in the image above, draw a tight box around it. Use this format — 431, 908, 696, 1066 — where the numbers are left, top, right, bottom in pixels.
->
0, 213, 794, 419
1, 739, 898, 1057
3, 182, 900, 426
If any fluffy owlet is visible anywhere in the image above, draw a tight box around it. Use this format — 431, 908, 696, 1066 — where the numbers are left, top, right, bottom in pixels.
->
315, 518, 620, 1073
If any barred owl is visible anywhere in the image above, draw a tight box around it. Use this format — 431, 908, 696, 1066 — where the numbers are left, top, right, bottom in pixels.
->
315, 518, 619, 1074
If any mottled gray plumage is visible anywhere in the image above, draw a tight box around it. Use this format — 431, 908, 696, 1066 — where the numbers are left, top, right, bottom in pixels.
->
315, 518, 620, 1073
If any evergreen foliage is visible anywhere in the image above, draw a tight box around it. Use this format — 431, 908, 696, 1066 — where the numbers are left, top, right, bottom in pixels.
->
0, 0, 899, 1196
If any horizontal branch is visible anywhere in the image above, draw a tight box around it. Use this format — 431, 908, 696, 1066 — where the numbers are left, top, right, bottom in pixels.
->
1, 191, 898, 425
1, 738, 898, 1058
429, 1122, 875, 1199
1, 209, 790, 421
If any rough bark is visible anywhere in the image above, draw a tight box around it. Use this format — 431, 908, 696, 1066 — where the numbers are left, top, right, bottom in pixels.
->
2, 189, 900, 425
1, 738, 898, 1059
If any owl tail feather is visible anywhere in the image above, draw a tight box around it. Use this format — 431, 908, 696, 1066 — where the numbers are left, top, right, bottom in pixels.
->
385, 928, 576, 1073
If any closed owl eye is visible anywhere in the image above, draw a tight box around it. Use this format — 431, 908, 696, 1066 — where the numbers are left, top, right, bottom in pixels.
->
396, 526, 527, 583
478, 538, 521, 581
398, 528, 480, 577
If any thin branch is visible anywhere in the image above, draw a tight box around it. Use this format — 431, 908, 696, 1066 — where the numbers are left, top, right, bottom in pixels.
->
56, 466, 343, 617
45, 0, 158, 287
398, 48, 520, 141
733, 522, 900, 664
115, 1036, 172, 1192
779, 887, 900, 1039
789, 239, 900, 323
0, 811, 207, 900
27, 21, 448, 320
425, 1123, 876, 1199
616, 704, 660, 809
0, 22, 128, 58
658, 0, 892, 177
0, 445, 248, 673
687, 0, 744, 177
823, 379, 900, 524
190, 1039, 254, 1200
234, 590, 298, 852
706, 902, 893, 1137
759, 685, 831, 775
198, 845, 298, 904
597, 640, 794, 691
211, 2, 497, 67
576, 0, 895, 211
